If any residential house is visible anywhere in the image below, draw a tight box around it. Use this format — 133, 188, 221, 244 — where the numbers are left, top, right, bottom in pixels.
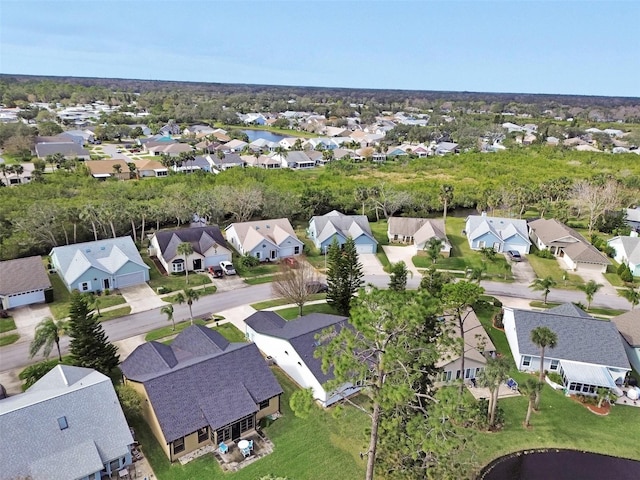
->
183, 125, 215, 136
278, 137, 299, 150
246, 312, 360, 407
149, 226, 231, 274
85, 159, 131, 180
241, 154, 281, 169
222, 139, 249, 153
387, 217, 451, 255
0, 256, 51, 310
35, 142, 90, 160
195, 140, 221, 154
308, 210, 378, 254
249, 138, 279, 152
503, 304, 630, 394
61, 129, 95, 145
465, 213, 531, 254
0, 162, 35, 186
146, 143, 193, 157
607, 233, 640, 277
275, 150, 316, 169
50, 237, 150, 293
0, 365, 134, 480
206, 153, 245, 172
625, 207, 640, 232
158, 121, 180, 136
437, 308, 496, 383
528, 218, 610, 272
131, 158, 168, 177
225, 218, 303, 262
120, 325, 282, 462
612, 310, 640, 372
239, 113, 267, 125
434, 142, 459, 155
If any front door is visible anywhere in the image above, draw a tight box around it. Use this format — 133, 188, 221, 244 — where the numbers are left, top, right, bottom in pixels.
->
231, 422, 241, 441
103, 278, 110, 289
193, 258, 202, 271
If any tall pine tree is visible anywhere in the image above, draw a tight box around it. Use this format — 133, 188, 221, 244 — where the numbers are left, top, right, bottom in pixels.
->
326, 237, 364, 315
67, 292, 120, 375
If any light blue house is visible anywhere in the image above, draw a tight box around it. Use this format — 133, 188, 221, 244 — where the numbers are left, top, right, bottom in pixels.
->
465, 213, 531, 254
50, 237, 150, 293
308, 210, 378, 254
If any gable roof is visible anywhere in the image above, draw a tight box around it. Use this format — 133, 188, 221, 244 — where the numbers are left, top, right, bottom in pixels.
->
527, 220, 610, 265
625, 207, 640, 224
608, 236, 640, 265
310, 210, 377, 245
436, 308, 496, 368
388, 217, 448, 244
85, 159, 129, 176
227, 218, 301, 252
611, 310, 640, 347
50, 237, 148, 285
0, 256, 51, 296
246, 312, 348, 384
0, 365, 133, 480
152, 226, 228, 262
35, 142, 90, 158
466, 215, 531, 245
510, 304, 629, 369
121, 325, 282, 443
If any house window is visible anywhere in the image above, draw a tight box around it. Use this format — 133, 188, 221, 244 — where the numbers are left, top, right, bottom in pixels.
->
256, 252, 261, 260
198, 427, 208, 443
478, 241, 486, 249
80, 282, 90, 292
294, 246, 300, 254
57, 416, 68, 430
173, 437, 185, 454
216, 427, 231, 443
550, 359, 559, 371
239, 415, 254, 433
259, 399, 270, 410
522, 356, 531, 367
172, 259, 185, 273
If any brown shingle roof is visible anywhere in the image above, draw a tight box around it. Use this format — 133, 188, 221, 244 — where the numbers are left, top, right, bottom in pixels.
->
0, 256, 51, 296
612, 310, 640, 347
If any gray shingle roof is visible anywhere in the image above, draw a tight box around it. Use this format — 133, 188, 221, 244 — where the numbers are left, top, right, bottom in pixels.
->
152, 226, 228, 262
310, 210, 377, 245
35, 142, 89, 158
511, 304, 629, 369
0, 365, 133, 480
121, 325, 282, 443
0, 255, 51, 296
611, 310, 640, 347
246, 312, 348, 384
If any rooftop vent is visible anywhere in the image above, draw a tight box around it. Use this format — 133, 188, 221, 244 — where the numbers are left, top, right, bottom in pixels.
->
58, 416, 68, 430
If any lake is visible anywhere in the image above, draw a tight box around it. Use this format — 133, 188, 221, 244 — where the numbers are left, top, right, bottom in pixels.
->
242, 130, 287, 143
479, 449, 640, 480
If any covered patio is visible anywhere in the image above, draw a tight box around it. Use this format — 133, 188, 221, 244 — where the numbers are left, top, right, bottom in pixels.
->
212, 430, 275, 472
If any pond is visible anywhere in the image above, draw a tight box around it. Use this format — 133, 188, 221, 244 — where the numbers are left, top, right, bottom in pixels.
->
479, 449, 640, 480
242, 129, 287, 143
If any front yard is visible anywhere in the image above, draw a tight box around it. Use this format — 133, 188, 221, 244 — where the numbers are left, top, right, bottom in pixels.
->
142, 253, 211, 293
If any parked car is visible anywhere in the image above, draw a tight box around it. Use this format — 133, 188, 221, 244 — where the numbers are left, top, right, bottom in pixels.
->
306, 281, 328, 294
219, 261, 236, 275
507, 250, 522, 262
283, 257, 298, 268
208, 265, 224, 278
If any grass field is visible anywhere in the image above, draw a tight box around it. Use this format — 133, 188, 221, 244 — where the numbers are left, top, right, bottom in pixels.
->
0, 317, 17, 333
143, 253, 210, 293
0, 333, 20, 346
526, 251, 583, 288
275, 302, 339, 320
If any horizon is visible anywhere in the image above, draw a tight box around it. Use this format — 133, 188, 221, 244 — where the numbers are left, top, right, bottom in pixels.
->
1, 1, 639, 98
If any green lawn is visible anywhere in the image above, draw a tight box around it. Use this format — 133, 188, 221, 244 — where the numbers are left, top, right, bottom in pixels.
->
251, 294, 326, 311
144, 316, 236, 342
143, 253, 211, 293
275, 302, 339, 320
0, 333, 20, 346
97, 306, 131, 322
235, 263, 280, 278
130, 369, 367, 480
163, 286, 217, 303
528, 301, 626, 317
244, 275, 276, 285
95, 294, 127, 309
369, 220, 392, 272
0, 317, 17, 333
48, 273, 72, 319
526, 251, 583, 288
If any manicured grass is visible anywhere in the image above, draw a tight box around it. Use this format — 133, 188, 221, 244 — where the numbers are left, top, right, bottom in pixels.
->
97, 306, 131, 322
144, 315, 230, 342
143, 253, 211, 293
94, 294, 127, 310
251, 294, 326, 310
528, 301, 626, 317
370, 220, 392, 272
0, 333, 20, 346
163, 286, 217, 303
48, 273, 72, 319
0, 317, 17, 333
526, 251, 583, 288
603, 272, 625, 287
129, 368, 367, 480
235, 263, 280, 278
244, 275, 276, 285
276, 302, 339, 320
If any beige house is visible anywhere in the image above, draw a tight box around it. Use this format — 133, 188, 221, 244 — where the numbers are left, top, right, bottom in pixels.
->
132, 158, 168, 177
387, 217, 451, 255
85, 159, 131, 180
121, 325, 282, 462
146, 143, 193, 157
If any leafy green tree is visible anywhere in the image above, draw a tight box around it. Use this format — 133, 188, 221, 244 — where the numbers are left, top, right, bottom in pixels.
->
388, 260, 410, 291
441, 281, 484, 394
317, 288, 441, 480
425, 237, 443, 264
176, 241, 194, 284
618, 285, 640, 310
29, 317, 67, 362
19, 359, 60, 388
326, 237, 364, 316
176, 287, 201, 325
67, 291, 119, 375
529, 276, 556, 305
479, 246, 497, 262
160, 303, 176, 330
116, 384, 143, 419
530, 326, 557, 409
477, 356, 511, 428
578, 279, 603, 310
520, 379, 542, 428
420, 266, 450, 297
289, 387, 316, 419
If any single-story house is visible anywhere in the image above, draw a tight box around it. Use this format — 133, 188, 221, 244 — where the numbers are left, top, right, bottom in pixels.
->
434, 142, 459, 155
436, 308, 496, 383
529, 218, 610, 273
222, 139, 249, 153
85, 159, 131, 180
387, 217, 451, 255
149, 226, 231, 274
245, 311, 360, 407
503, 303, 630, 394
275, 150, 316, 169
465, 213, 531, 254
0, 256, 51, 310
206, 153, 245, 171
625, 207, 640, 232
131, 158, 168, 177
146, 143, 193, 157
0, 365, 134, 480
121, 325, 283, 462
241, 154, 281, 169
607, 234, 640, 277
611, 310, 640, 372
50, 237, 150, 292
308, 210, 378, 254
225, 218, 303, 262
35, 142, 90, 161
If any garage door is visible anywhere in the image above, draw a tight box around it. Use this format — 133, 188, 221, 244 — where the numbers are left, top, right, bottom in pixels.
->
204, 254, 231, 268
577, 263, 606, 273
116, 272, 146, 288
8, 290, 45, 308
355, 244, 374, 254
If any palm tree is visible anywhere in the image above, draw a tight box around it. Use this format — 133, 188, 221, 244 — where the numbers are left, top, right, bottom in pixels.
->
112, 164, 122, 175
439, 184, 454, 223
529, 276, 556, 305
478, 356, 511, 428
578, 280, 603, 310
520, 379, 542, 428
618, 285, 640, 310
425, 237, 443, 264
531, 326, 557, 409
29, 317, 67, 362
176, 288, 201, 325
127, 162, 138, 180
176, 242, 194, 284
160, 304, 176, 331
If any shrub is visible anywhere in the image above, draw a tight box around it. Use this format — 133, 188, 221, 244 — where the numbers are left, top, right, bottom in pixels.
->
547, 372, 563, 384
620, 266, 633, 283
534, 249, 554, 259
239, 254, 260, 268
493, 310, 504, 329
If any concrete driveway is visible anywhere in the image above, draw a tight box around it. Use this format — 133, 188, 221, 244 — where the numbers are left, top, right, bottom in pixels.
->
382, 245, 421, 277
10, 303, 54, 343
120, 284, 168, 314
508, 254, 537, 284
571, 267, 618, 296
359, 253, 387, 276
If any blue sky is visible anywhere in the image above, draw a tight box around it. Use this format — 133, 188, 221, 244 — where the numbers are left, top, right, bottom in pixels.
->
1, 1, 639, 97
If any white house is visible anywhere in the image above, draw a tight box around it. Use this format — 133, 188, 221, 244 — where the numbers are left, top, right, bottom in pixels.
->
387, 217, 451, 255
612, 310, 640, 373
607, 234, 640, 277
503, 304, 630, 394
245, 311, 360, 407
149, 226, 231, 274
225, 218, 303, 262
465, 213, 531, 254
0, 256, 51, 310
